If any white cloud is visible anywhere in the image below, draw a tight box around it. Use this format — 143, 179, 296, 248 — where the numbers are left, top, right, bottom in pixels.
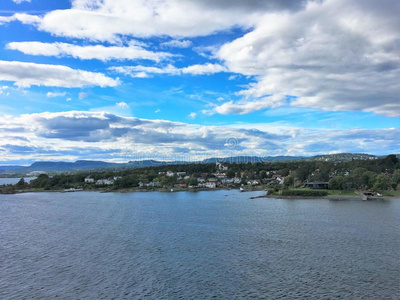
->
0, 13, 40, 25
66, 98, 72, 102
78, 92, 88, 99
116, 101, 129, 109
46, 91, 66, 98
0, 111, 398, 162
0, 60, 119, 88
12, 0, 31, 3
161, 39, 192, 48
110, 63, 227, 78
181, 63, 227, 75
155, 109, 161, 113
5, 0, 297, 42
7, 41, 173, 62
0, 86, 9, 95
188, 112, 197, 119
207, 94, 286, 115
217, 0, 400, 117
2, 0, 399, 117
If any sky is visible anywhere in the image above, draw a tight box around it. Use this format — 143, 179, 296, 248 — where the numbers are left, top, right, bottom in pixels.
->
0, 0, 399, 165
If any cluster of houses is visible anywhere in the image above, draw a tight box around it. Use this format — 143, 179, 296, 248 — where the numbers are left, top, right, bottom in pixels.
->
81, 162, 336, 190
84, 176, 121, 186
82, 162, 292, 189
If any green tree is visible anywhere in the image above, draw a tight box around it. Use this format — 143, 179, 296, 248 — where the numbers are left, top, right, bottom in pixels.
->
361, 171, 377, 189
392, 169, 400, 185
16, 178, 26, 187
188, 178, 198, 186
226, 170, 235, 178
329, 176, 344, 190
373, 174, 390, 192
284, 175, 294, 188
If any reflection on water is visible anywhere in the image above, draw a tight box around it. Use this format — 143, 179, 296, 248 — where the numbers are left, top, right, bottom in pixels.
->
0, 191, 399, 299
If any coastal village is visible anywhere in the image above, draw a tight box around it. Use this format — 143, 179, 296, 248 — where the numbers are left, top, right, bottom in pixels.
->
2, 154, 399, 198
81, 162, 287, 190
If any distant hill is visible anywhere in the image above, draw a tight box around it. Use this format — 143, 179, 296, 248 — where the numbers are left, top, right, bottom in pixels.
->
201, 156, 305, 163
0, 160, 173, 174
0, 153, 392, 174
307, 153, 377, 162
27, 160, 120, 171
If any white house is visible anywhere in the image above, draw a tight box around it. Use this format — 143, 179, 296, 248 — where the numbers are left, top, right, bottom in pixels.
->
247, 179, 260, 186
205, 181, 217, 188
272, 175, 284, 184
221, 178, 234, 185
96, 178, 114, 185
148, 181, 160, 187
166, 171, 174, 177
234, 177, 242, 184
84, 177, 95, 183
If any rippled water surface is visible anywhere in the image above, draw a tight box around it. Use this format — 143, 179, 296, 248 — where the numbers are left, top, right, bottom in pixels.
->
1, 191, 399, 299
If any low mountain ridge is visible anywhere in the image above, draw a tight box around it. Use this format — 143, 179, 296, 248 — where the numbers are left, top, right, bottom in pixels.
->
0, 153, 390, 174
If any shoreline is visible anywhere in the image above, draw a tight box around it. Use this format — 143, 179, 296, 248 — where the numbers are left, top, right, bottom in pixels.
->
1, 188, 399, 200
266, 195, 395, 201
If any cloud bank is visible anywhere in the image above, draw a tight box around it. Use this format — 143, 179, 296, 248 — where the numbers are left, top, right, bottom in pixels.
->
216, 0, 400, 116
0, 111, 398, 163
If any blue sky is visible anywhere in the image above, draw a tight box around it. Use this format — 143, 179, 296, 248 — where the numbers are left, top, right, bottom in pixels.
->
0, 0, 399, 164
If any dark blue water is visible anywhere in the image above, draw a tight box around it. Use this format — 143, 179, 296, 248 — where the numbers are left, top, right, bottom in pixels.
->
1, 191, 399, 299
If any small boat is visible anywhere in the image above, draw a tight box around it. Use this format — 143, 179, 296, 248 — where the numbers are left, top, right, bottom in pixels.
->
170, 188, 174, 192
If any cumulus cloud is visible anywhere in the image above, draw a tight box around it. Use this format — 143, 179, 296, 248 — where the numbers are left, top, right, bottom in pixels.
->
3, 0, 311, 42
12, 0, 31, 3
161, 39, 192, 48
217, 0, 400, 116
7, 41, 173, 62
188, 112, 197, 119
0, 60, 119, 88
0, 111, 398, 162
47, 91, 66, 98
110, 63, 227, 77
